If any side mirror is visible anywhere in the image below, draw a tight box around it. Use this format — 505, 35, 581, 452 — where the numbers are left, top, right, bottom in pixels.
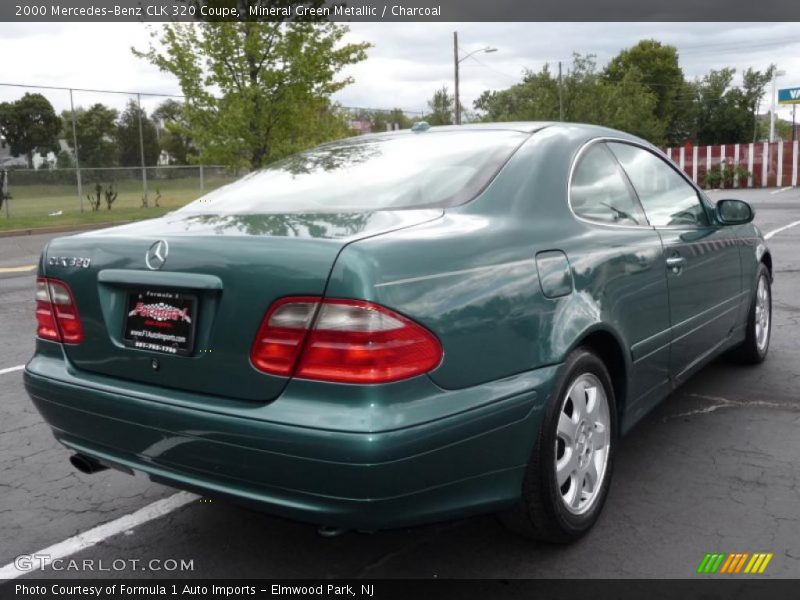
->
716, 199, 753, 225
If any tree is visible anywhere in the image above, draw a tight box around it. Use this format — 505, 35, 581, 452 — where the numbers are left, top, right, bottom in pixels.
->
604, 40, 686, 144
425, 86, 456, 125
62, 103, 119, 167
152, 99, 194, 164
116, 100, 160, 167
474, 65, 560, 121
0, 93, 61, 168
474, 54, 663, 142
741, 66, 776, 142
370, 108, 413, 132
56, 149, 75, 169
692, 68, 758, 145
134, 18, 370, 169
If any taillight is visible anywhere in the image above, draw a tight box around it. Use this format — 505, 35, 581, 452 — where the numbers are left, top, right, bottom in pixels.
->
250, 297, 318, 377
250, 297, 442, 384
36, 278, 84, 344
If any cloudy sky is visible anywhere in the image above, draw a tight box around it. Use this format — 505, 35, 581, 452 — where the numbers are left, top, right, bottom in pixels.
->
1, 22, 799, 120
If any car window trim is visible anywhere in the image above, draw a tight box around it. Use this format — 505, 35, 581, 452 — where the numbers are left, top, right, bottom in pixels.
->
567, 138, 655, 231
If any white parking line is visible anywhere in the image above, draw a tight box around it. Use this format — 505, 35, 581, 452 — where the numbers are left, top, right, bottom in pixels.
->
765, 219, 800, 240
0, 365, 24, 376
0, 491, 197, 580
770, 186, 793, 195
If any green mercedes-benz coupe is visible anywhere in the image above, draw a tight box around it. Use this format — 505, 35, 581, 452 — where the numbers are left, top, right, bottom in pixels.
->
25, 122, 772, 542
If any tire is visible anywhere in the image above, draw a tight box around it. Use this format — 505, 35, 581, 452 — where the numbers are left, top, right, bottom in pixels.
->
728, 263, 772, 365
500, 348, 617, 543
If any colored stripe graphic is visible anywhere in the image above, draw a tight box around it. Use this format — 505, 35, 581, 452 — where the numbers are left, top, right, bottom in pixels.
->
698, 552, 773, 575
720, 554, 736, 574
697, 554, 713, 573
710, 553, 726, 573
734, 553, 750, 573
747, 554, 763, 573
758, 554, 773, 573
697, 553, 713, 573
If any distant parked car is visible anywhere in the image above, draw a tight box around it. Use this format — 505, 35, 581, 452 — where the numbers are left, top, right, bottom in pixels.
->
25, 123, 771, 541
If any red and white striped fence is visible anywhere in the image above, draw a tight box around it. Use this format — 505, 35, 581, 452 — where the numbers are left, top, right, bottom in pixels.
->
664, 141, 800, 189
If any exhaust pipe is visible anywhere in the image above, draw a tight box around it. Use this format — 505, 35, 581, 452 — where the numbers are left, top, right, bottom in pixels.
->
69, 453, 108, 474
317, 525, 349, 538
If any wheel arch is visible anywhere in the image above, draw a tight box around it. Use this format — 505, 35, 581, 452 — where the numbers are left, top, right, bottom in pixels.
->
571, 327, 629, 425
761, 250, 773, 280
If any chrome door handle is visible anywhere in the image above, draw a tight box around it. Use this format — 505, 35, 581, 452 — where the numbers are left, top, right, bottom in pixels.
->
666, 256, 686, 272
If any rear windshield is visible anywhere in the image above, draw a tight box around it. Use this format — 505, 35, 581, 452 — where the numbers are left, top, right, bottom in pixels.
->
178, 130, 527, 214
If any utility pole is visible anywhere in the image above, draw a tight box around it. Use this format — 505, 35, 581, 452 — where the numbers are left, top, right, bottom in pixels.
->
69, 89, 83, 213
558, 61, 564, 122
453, 31, 460, 125
753, 99, 760, 143
137, 93, 149, 207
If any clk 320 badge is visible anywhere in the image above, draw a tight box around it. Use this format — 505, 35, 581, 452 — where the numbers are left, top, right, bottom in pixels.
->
47, 256, 91, 268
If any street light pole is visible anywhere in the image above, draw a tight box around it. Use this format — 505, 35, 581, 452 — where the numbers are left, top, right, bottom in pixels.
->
453, 31, 460, 126
769, 69, 786, 143
453, 32, 497, 125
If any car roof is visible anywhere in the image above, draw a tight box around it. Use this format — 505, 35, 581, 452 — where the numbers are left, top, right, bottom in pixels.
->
323, 122, 651, 152
422, 122, 557, 133
427, 122, 647, 140
358, 121, 644, 139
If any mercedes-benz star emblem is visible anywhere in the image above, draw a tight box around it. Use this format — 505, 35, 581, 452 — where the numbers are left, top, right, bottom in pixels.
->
145, 240, 169, 271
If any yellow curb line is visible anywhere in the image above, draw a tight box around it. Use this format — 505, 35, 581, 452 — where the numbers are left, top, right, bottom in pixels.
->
0, 264, 36, 274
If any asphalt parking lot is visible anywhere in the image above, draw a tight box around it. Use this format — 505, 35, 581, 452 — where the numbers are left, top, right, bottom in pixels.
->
1, 187, 799, 580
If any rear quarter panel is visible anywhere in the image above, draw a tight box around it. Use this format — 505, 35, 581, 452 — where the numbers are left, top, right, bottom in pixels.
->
327, 126, 670, 400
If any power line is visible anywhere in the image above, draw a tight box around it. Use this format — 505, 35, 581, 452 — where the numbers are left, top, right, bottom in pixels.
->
463, 54, 521, 82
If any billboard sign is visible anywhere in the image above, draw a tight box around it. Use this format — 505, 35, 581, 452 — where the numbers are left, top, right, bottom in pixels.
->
778, 87, 800, 104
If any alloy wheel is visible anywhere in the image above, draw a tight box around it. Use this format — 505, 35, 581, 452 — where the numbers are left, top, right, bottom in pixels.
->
555, 372, 611, 515
754, 274, 771, 353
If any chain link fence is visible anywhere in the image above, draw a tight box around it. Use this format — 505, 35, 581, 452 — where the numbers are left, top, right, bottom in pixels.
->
0, 81, 423, 228
1, 165, 236, 221
0, 83, 241, 228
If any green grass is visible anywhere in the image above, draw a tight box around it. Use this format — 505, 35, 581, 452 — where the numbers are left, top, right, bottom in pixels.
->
0, 176, 237, 231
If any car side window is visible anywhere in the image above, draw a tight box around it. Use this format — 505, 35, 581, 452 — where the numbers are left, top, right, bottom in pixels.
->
570, 144, 647, 226
608, 142, 709, 228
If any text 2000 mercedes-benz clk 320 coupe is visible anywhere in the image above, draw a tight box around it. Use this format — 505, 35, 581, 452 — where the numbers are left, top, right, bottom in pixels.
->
25, 123, 772, 542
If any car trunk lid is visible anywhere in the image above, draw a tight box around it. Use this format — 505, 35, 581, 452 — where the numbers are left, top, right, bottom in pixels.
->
42, 209, 442, 402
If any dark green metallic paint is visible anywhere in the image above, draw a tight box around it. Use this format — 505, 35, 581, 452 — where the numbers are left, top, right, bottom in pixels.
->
25, 122, 770, 529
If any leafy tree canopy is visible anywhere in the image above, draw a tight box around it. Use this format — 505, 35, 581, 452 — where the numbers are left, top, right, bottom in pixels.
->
134, 17, 370, 169
62, 103, 120, 168
0, 93, 61, 168
603, 40, 685, 144
425, 86, 456, 126
474, 43, 778, 147
153, 99, 196, 165
475, 54, 664, 142
116, 100, 160, 167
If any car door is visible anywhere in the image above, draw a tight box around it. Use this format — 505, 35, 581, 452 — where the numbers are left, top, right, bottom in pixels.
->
569, 142, 672, 421
607, 142, 743, 381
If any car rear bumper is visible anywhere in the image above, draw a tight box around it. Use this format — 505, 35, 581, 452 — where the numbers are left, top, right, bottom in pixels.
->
24, 346, 558, 529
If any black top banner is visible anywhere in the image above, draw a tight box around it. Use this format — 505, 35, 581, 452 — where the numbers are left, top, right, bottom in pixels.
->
4, 0, 800, 22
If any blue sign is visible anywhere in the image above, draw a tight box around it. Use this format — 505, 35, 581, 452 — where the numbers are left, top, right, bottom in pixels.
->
778, 87, 800, 104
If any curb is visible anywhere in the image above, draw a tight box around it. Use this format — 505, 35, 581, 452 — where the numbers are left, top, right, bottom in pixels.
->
0, 221, 132, 239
